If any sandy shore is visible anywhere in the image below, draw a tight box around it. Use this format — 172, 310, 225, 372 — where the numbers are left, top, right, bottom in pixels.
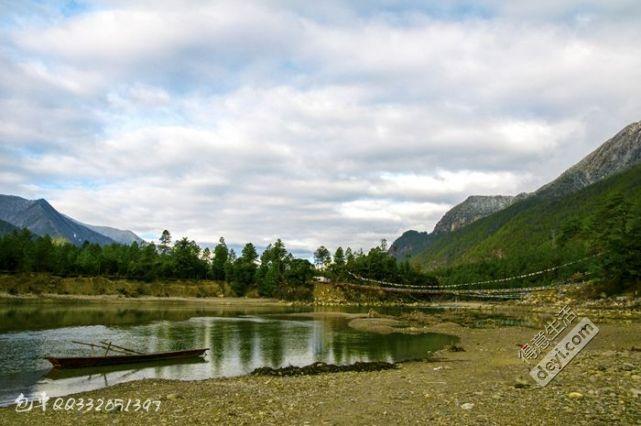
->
1, 311, 639, 425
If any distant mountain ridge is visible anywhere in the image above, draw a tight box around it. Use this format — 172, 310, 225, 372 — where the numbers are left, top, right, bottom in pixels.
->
536, 121, 641, 198
0, 194, 144, 246
432, 195, 522, 234
84, 224, 144, 245
390, 120, 641, 262
63, 214, 145, 245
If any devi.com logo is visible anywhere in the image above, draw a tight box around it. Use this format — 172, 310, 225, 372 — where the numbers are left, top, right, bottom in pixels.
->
530, 317, 599, 386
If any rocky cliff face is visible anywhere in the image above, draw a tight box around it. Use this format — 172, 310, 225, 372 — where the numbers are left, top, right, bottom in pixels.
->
432, 195, 517, 234
536, 120, 641, 198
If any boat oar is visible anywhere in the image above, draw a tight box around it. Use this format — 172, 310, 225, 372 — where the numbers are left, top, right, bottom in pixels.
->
99, 341, 144, 355
71, 340, 144, 356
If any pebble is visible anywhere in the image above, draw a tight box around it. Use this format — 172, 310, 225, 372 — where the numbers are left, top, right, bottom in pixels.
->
460, 402, 475, 410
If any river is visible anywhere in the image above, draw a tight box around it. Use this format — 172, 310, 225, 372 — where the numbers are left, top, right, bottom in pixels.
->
0, 298, 458, 406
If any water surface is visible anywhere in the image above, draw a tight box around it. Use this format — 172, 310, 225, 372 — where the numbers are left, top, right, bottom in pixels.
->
0, 299, 457, 406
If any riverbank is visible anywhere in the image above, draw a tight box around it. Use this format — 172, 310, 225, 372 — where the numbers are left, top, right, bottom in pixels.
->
2, 313, 639, 425
0, 292, 289, 307
0, 273, 235, 299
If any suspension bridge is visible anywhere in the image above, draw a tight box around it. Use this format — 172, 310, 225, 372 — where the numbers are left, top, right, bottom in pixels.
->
334, 254, 599, 300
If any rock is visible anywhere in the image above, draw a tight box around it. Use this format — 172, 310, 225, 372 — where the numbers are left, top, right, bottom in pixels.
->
621, 363, 634, 371
460, 402, 475, 410
446, 344, 465, 352
568, 392, 583, 400
631, 388, 641, 399
514, 378, 530, 388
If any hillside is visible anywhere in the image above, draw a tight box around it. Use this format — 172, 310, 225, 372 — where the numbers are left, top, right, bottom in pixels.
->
411, 162, 641, 271
0, 195, 115, 245
0, 219, 17, 236
391, 120, 641, 262
388, 230, 434, 260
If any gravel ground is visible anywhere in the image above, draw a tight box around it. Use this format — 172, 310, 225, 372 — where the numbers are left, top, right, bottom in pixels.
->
1, 317, 640, 425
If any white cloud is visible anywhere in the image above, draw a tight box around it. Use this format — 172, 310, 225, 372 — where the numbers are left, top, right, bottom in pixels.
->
1, 1, 641, 252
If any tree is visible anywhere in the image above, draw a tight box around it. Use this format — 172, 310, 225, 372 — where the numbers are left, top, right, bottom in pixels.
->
257, 240, 288, 297
240, 243, 258, 264
590, 194, 641, 292
159, 230, 172, 254
282, 258, 315, 300
172, 237, 206, 279
202, 247, 212, 263
558, 217, 583, 248
313, 246, 331, 269
229, 243, 259, 296
329, 246, 346, 280
212, 237, 229, 280
333, 247, 345, 267
345, 247, 355, 265
32, 235, 55, 272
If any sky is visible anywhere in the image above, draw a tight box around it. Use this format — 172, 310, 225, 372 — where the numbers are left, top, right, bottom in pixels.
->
1, 1, 641, 255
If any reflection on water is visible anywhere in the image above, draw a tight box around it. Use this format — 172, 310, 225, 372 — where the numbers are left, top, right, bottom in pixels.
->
0, 300, 457, 406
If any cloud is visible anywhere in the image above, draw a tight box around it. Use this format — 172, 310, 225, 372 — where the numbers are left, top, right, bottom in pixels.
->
1, 0, 641, 252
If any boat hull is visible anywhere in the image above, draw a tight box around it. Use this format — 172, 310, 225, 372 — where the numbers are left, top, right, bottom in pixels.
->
47, 348, 208, 369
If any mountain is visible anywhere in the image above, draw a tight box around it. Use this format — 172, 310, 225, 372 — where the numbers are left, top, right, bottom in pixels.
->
432, 195, 519, 234
0, 195, 123, 246
389, 230, 434, 260
0, 219, 17, 236
390, 195, 528, 260
62, 215, 145, 245
390, 120, 641, 264
411, 161, 641, 271
536, 120, 641, 198
83, 224, 144, 245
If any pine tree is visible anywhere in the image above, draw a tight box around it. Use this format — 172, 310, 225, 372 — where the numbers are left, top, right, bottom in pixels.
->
159, 230, 172, 254
212, 237, 229, 280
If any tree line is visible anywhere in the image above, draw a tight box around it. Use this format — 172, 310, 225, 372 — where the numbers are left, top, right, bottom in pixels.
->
0, 229, 437, 300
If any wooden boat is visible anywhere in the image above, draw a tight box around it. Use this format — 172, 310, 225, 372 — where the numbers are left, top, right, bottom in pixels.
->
45, 356, 207, 380
46, 341, 208, 369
